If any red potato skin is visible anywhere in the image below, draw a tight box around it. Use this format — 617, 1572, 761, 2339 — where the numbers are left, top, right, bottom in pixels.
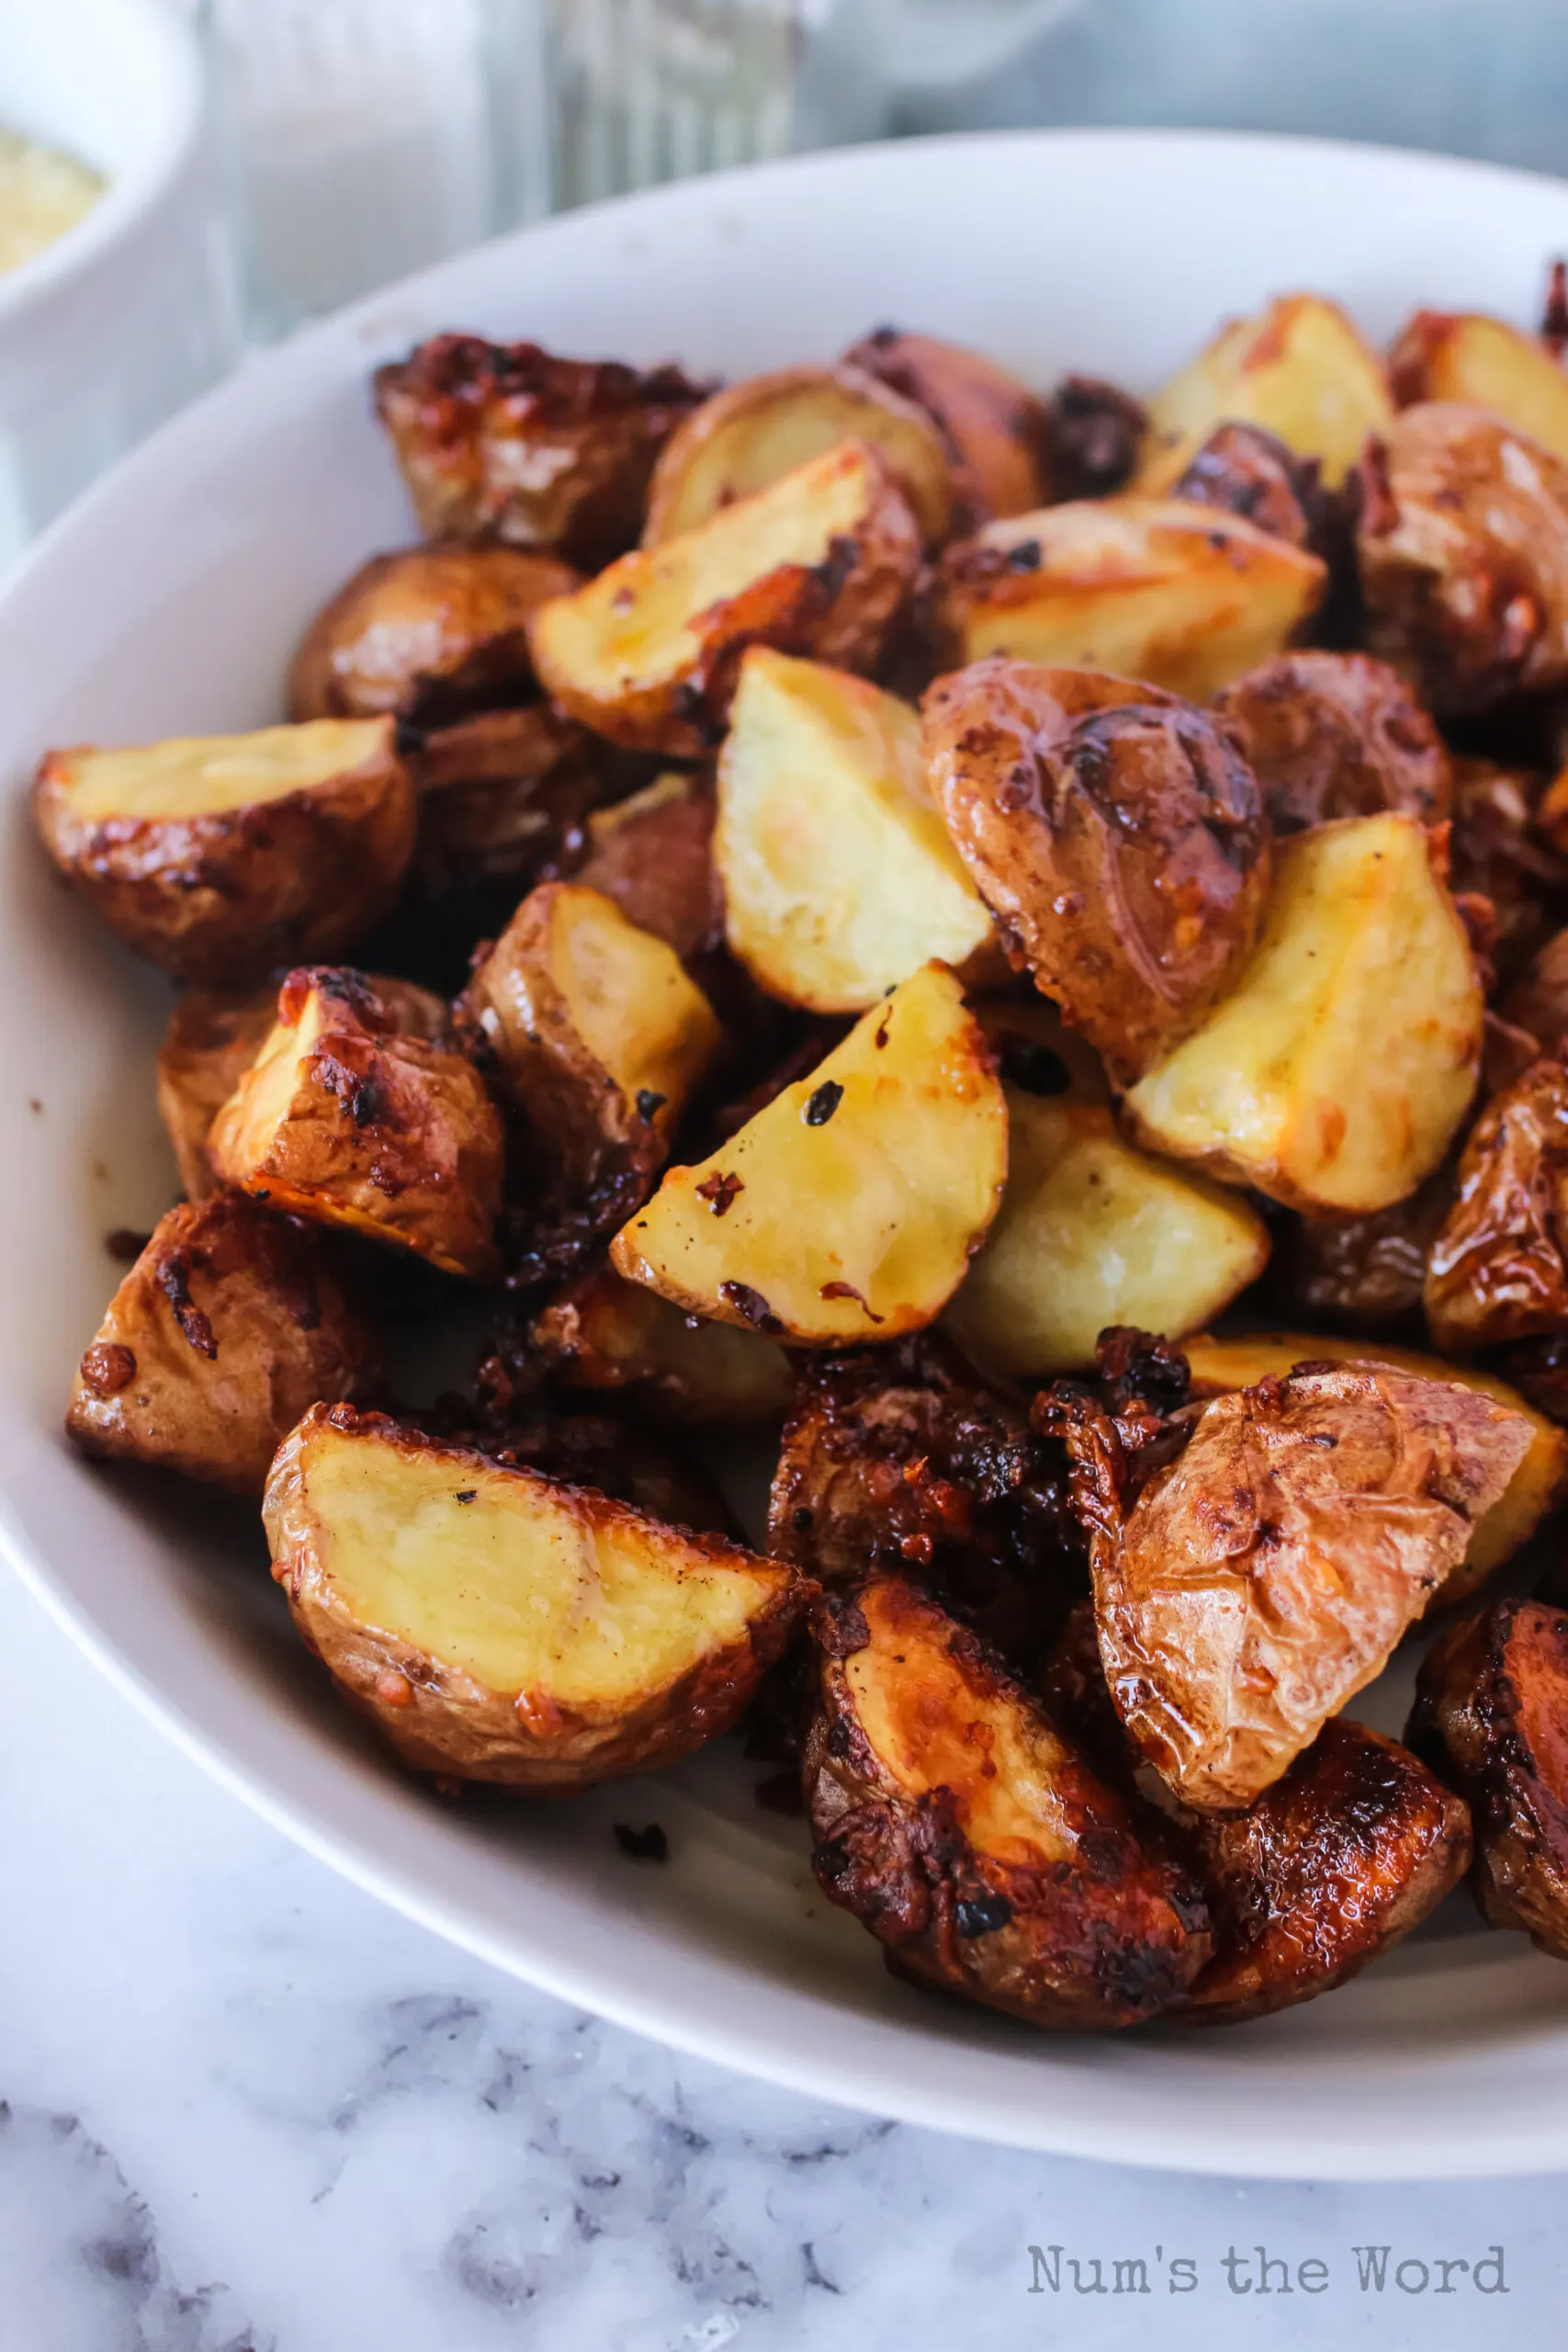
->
1212, 650, 1451, 834
842, 326, 1050, 528
1424, 1052, 1568, 1355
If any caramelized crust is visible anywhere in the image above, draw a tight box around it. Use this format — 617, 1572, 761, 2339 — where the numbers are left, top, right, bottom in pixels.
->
1212, 650, 1451, 834
1168, 421, 1325, 548
1424, 1053, 1568, 1354
843, 327, 1050, 526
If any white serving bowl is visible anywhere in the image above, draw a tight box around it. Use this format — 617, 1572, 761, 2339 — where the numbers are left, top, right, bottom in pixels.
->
0, 0, 238, 567
3, 128, 1568, 2180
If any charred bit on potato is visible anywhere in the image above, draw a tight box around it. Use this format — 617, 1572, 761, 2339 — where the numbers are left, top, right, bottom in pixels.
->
1045, 376, 1147, 503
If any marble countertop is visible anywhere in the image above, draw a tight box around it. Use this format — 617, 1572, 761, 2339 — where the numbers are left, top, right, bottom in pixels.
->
1, 1561, 1564, 2349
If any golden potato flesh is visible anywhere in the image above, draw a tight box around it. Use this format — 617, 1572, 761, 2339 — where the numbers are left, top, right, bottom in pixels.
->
527, 1261, 793, 1428
1124, 813, 1483, 1215
1424, 1051, 1568, 1356
642, 363, 953, 547
922, 658, 1272, 1082
944, 1092, 1269, 1378
66, 1193, 377, 1495
1211, 650, 1452, 834
209, 968, 504, 1279
938, 497, 1325, 702
1066, 1364, 1532, 1811
610, 960, 1006, 1344
32, 718, 415, 987
842, 326, 1049, 526
1390, 309, 1568, 465
716, 648, 998, 1013
1184, 1331, 1568, 1609
574, 771, 722, 964
1137, 291, 1393, 492
264, 1402, 804, 1787
527, 441, 921, 756
803, 1577, 1212, 2028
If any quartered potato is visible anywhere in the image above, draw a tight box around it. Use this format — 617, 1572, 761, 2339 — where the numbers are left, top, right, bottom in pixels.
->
1184, 1331, 1568, 1607
33, 718, 415, 986
264, 1403, 805, 1787
1211, 650, 1452, 834
1053, 1364, 1532, 1811
938, 499, 1325, 700
407, 702, 599, 908
609, 961, 1007, 1344
373, 333, 709, 566
1424, 1051, 1568, 1355
1411, 1598, 1568, 1959
923, 659, 1272, 1082
1390, 308, 1568, 463
209, 967, 504, 1279
527, 1261, 793, 1428
1137, 291, 1393, 492
66, 1193, 376, 1495
802, 1577, 1212, 2028
944, 1092, 1269, 1377
842, 326, 1049, 525
1124, 813, 1483, 1215
573, 771, 723, 963
527, 441, 921, 755
642, 363, 953, 546
1167, 421, 1325, 548
288, 543, 580, 722
716, 648, 998, 1012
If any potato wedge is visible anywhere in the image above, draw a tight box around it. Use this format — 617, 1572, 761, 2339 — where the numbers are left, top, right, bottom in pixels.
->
1410, 1598, 1568, 1958
66, 1194, 376, 1495
1184, 1331, 1568, 1607
609, 961, 1006, 1344
407, 703, 599, 910
1424, 1052, 1568, 1356
372, 334, 709, 567
1053, 1365, 1532, 1811
716, 648, 998, 1012
937, 498, 1325, 701
923, 658, 1272, 1081
1167, 421, 1325, 548
32, 718, 416, 987
802, 1577, 1211, 2028
209, 968, 504, 1280
1390, 309, 1568, 464
264, 1401, 804, 1787
1137, 292, 1393, 492
574, 771, 722, 963
642, 363, 953, 547
527, 1261, 793, 1428
288, 544, 580, 723
1211, 650, 1451, 834
528, 441, 921, 756
1124, 813, 1483, 1215
843, 326, 1049, 526
944, 1093, 1269, 1378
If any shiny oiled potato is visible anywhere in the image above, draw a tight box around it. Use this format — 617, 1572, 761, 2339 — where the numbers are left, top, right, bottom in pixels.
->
528, 441, 921, 755
716, 648, 998, 1012
1051, 1365, 1532, 1811
407, 702, 599, 906
937, 499, 1325, 700
527, 1261, 794, 1428
1167, 421, 1325, 548
1211, 650, 1452, 834
1424, 1052, 1568, 1355
922, 658, 1272, 1082
209, 967, 504, 1279
609, 961, 1007, 1345
1271, 1172, 1452, 1335
1136, 291, 1393, 492
802, 1577, 1212, 2028
642, 363, 953, 547
1390, 308, 1568, 463
1410, 1598, 1568, 1959
1183, 1331, 1568, 1607
573, 771, 723, 963
841, 326, 1050, 526
288, 543, 581, 722
265, 1403, 805, 1788
32, 718, 415, 987
1124, 813, 1483, 1215
66, 1193, 377, 1495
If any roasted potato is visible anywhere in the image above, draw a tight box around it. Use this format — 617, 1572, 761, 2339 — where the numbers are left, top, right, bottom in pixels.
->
1269, 1166, 1455, 1336
923, 658, 1272, 1082
802, 1577, 1211, 2027
1124, 813, 1483, 1215
1168, 421, 1326, 548
406, 702, 600, 910
1390, 308, 1568, 464
264, 1402, 804, 1787
209, 967, 504, 1279
32, 718, 415, 987
1051, 1364, 1533, 1811
1448, 755, 1568, 984
372, 334, 709, 567
1424, 1050, 1568, 1354
1137, 291, 1393, 492
1211, 650, 1451, 833
432, 1398, 735, 1539
288, 544, 580, 723
841, 327, 1050, 526
1358, 402, 1568, 712
526, 1261, 793, 1428
937, 499, 1325, 700
66, 1193, 377, 1495
642, 363, 953, 547
716, 648, 998, 1013
572, 770, 722, 963
1411, 1598, 1568, 1958
971, 994, 1111, 1106
609, 961, 1007, 1344
1501, 926, 1568, 1054
1046, 375, 1147, 502
1183, 1331, 1568, 1606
